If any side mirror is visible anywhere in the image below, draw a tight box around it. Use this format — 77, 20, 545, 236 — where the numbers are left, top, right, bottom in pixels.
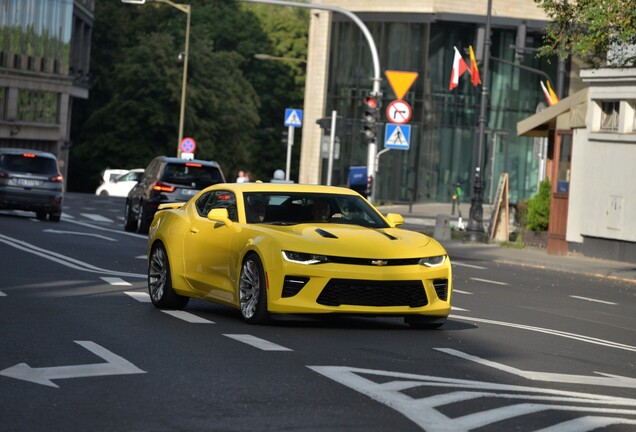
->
385, 213, 404, 227
208, 208, 233, 227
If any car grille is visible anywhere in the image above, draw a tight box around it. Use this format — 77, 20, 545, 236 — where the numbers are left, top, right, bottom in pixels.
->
317, 279, 427, 307
433, 279, 448, 301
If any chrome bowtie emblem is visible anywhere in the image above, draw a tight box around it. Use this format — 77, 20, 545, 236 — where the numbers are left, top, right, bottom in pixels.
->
371, 259, 388, 266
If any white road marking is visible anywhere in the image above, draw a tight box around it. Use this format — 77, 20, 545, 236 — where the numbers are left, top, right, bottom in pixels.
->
450, 314, 636, 352
80, 213, 114, 223
452, 261, 487, 269
224, 334, 292, 351
436, 348, 636, 389
61, 212, 74, 219
136, 255, 146, 260
43, 229, 117, 242
309, 365, 636, 432
0, 291, 6, 296
0, 341, 145, 388
64, 218, 146, 238
125, 291, 150, 302
470, 277, 509, 286
161, 310, 214, 324
101, 277, 132, 286
452, 306, 469, 311
453, 289, 473, 295
570, 295, 617, 305
0, 233, 145, 279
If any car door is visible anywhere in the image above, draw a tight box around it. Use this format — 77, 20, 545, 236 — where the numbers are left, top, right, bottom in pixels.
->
183, 190, 239, 304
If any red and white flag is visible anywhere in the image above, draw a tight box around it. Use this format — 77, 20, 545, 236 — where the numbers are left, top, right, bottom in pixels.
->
449, 46, 468, 90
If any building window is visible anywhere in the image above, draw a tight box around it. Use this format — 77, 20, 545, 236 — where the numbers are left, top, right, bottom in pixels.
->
600, 101, 620, 132
17, 90, 58, 124
0, 88, 5, 120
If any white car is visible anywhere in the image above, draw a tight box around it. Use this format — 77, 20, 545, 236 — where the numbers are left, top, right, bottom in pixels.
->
96, 168, 144, 197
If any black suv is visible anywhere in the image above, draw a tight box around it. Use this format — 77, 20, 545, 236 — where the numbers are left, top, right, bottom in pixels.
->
0, 148, 64, 221
124, 156, 225, 233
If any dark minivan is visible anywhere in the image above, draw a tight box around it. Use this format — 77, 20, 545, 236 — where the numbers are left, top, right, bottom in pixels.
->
124, 156, 225, 233
0, 148, 64, 221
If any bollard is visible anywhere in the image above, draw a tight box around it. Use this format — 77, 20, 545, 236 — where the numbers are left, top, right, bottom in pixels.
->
434, 214, 451, 240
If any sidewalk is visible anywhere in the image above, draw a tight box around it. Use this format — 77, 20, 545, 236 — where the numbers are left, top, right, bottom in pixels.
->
376, 201, 636, 285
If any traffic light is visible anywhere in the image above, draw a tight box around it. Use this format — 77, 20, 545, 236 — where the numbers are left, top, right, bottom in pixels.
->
362, 96, 380, 142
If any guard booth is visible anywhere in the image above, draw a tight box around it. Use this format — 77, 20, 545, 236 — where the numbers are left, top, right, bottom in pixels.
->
517, 89, 587, 255
347, 166, 368, 196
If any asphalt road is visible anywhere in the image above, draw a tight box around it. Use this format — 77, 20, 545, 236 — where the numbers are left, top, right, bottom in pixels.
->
1, 193, 635, 431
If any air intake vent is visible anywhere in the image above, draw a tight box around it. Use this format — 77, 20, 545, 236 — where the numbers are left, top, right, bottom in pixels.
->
282, 276, 310, 298
317, 279, 427, 307
432, 279, 448, 301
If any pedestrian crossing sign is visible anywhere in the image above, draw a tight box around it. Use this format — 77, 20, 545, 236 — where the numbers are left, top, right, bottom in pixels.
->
284, 108, 303, 127
384, 124, 411, 150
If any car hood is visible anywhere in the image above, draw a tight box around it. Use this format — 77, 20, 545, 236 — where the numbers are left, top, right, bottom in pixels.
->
255, 223, 439, 258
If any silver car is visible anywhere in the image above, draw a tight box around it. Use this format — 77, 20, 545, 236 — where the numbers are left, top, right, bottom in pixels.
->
0, 148, 64, 221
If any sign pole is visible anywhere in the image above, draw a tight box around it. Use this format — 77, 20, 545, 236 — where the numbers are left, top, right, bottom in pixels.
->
326, 110, 337, 186
285, 125, 294, 181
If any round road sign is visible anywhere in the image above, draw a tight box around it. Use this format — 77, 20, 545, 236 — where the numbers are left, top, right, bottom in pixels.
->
386, 100, 412, 124
180, 137, 196, 154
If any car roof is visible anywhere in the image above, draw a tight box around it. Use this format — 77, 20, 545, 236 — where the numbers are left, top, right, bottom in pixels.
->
158, 156, 220, 167
0, 147, 57, 159
210, 182, 362, 196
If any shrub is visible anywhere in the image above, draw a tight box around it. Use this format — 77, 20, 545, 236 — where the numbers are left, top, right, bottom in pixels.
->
526, 179, 551, 232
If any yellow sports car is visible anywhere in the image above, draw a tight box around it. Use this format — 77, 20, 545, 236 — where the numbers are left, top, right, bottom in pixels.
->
147, 183, 452, 328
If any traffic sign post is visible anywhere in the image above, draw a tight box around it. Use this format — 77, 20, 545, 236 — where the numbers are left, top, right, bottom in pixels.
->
283, 108, 303, 181
384, 124, 411, 150
180, 137, 196, 159
386, 100, 412, 124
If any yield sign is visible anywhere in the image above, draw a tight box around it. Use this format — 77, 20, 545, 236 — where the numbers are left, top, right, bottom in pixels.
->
385, 70, 419, 100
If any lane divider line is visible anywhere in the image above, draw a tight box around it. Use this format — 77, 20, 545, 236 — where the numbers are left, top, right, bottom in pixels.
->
224, 334, 292, 351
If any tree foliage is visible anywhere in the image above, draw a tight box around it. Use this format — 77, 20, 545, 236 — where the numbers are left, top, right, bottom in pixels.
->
535, 0, 636, 68
526, 179, 551, 232
69, 0, 308, 192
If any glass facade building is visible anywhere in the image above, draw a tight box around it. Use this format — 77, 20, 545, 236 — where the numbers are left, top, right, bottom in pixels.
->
302, 4, 562, 206
0, 0, 94, 184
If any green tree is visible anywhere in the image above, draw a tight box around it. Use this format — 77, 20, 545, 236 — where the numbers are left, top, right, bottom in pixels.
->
535, 0, 636, 67
69, 0, 308, 191
526, 179, 551, 232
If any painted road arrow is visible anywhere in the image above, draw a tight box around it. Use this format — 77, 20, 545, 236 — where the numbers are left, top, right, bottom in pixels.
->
436, 348, 636, 389
0, 341, 145, 388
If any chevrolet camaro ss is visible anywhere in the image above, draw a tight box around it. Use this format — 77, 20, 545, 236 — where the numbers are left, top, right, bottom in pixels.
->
147, 183, 452, 328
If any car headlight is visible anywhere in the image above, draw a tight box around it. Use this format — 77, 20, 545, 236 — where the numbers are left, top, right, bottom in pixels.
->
419, 255, 446, 267
282, 251, 328, 265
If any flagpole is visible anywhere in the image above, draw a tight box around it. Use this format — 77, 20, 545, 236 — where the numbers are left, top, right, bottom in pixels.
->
465, 0, 492, 242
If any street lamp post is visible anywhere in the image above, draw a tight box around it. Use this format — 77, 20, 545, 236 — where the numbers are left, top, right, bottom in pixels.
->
121, 0, 191, 158
464, 0, 492, 242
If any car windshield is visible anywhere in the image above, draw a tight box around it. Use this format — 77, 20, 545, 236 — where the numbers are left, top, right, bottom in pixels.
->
162, 163, 223, 188
243, 192, 390, 228
0, 153, 57, 175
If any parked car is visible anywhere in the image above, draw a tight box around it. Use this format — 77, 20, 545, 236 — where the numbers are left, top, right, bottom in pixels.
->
125, 156, 225, 233
146, 183, 452, 328
0, 148, 64, 221
95, 168, 144, 197
100, 168, 129, 185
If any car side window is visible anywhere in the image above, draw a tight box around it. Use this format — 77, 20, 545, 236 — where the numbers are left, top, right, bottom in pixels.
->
195, 190, 237, 222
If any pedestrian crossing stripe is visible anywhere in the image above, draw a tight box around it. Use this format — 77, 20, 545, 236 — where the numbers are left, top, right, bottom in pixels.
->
284, 108, 303, 127
384, 124, 411, 150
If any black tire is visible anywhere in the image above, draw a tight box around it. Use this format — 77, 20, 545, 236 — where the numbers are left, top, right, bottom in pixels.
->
148, 243, 189, 309
124, 201, 137, 232
137, 202, 150, 234
49, 212, 61, 222
35, 210, 47, 220
238, 253, 269, 324
99, 190, 109, 196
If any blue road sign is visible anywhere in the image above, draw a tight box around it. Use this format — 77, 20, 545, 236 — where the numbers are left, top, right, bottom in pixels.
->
384, 124, 411, 150
284, 108, 303, 127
